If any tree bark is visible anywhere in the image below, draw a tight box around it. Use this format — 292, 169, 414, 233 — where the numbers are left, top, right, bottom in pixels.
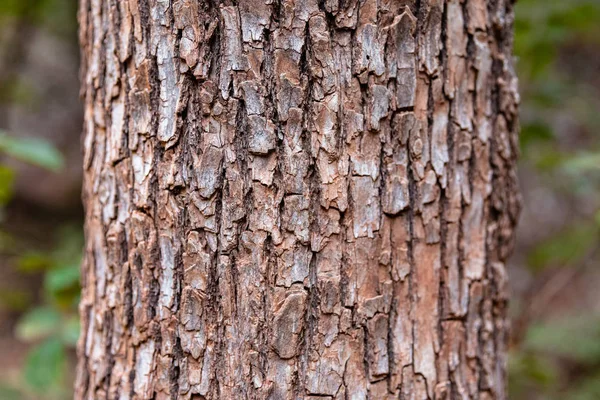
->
76, 0, 519, 399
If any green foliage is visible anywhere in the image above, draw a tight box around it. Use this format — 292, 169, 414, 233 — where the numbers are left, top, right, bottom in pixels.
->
0, 78, 38, 108
8, 228, 82, 396
516, 0, 600, 169
23, 338, 66, 393
515, 0, 600, 80
0, 130, 64, 172
0, 0, 77, 38
45, 264, 80, 298
0, 131, 67, 315
0, 129, 78, 398
0, 165, 15, 206
12, 225, 82, 394
527, 223, 598, 272
42, 225, 83, 308
17, 252, 51, 273
525, 317, 600, 365
15, 307, 62, 342
59, 316, 80, 347
511, 1, 600, 399
520, 121, 554, 150
0, 289, 31, 312
0, 385, 22, 400
509, 351, 559, 398
562, 152, 600, 174
511, 317, 600, 399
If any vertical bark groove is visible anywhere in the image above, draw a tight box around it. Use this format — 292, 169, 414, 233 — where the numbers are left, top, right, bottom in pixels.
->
76, 0, 519, 399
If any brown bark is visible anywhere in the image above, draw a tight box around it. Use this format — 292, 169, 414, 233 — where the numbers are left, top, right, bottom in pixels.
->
76, 0, 519, 399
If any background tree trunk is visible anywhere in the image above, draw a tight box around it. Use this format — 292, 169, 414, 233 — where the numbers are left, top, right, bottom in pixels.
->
76, 0, 519, 398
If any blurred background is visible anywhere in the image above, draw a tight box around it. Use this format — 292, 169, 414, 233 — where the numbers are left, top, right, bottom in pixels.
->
0, 0, 599, 399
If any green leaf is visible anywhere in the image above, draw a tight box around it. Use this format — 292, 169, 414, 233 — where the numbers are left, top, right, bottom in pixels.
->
23, 338, 66, 392
0, 78, 37, 107
51, 225, 84, 265
0, 130, 64, 172
15, 307, 61, 342
0, 165, 14, 205
527, 223, 597, 272
33, 0, 78, 38
561, 152, 600, 174
59, 315, 80, 347
520, 122, 554, 150
0, 384, 22, 400
0, 0, 27, 17
509, 351, 558, 386
0, 288, 32, 312
45, 264, 80, 294
17, 252, 51, 273
531, 147, 565, 171
525, 316, 600, 365
508, 351, 559, 398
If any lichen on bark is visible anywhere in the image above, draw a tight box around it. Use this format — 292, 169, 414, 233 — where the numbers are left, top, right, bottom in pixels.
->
76, 0, 520, 399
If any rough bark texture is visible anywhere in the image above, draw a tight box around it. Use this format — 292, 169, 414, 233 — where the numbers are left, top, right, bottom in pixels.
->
76, 0, 519, 399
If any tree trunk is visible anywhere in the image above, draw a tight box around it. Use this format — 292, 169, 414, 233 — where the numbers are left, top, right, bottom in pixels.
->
76, 0, 519, 399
